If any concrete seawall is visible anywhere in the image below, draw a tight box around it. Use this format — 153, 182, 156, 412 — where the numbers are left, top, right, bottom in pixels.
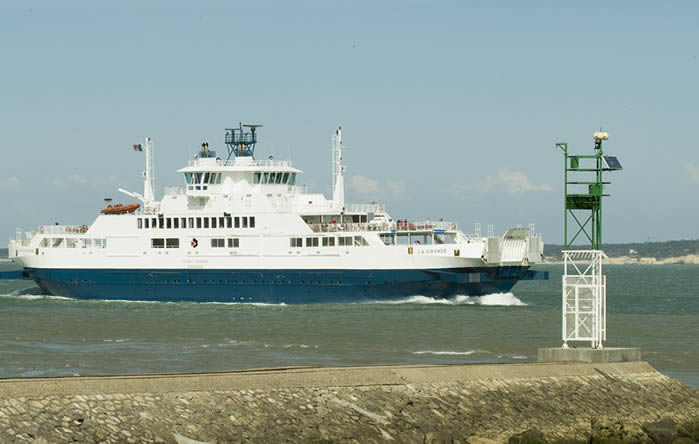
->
0, 362, 697, 443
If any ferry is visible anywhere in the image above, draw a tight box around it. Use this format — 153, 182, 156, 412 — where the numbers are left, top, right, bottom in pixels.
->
2, 124, 548, 303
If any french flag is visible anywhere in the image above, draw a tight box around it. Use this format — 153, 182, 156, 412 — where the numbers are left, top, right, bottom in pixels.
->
133, 144, 143, 152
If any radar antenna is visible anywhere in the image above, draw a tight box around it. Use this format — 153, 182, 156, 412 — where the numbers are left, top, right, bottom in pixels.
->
225, 123, 262, 160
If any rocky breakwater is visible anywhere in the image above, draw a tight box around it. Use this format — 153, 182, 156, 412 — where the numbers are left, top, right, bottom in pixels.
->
605, 254, 699, 265
0, 362, 697, 443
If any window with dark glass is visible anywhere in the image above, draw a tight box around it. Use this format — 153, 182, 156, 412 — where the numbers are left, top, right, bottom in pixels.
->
234, 217, 240, 228
242, 217, 248, 228
137, 218, 143, 229
204, 218, 210, 229
151, 238, 165, 248
166, 238, 179, 249
249, 217, 255, 228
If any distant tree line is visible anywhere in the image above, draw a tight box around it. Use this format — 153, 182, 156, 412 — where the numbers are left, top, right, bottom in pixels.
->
544, 239, 699, 260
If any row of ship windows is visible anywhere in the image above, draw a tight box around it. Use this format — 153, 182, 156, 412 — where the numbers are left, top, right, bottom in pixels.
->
137, 216, 255, 230
290, 236, 369, 248
184, 172, 222, 185
253, 172, 296, 185
150, 236, 366, 249
151, 238, 240, 249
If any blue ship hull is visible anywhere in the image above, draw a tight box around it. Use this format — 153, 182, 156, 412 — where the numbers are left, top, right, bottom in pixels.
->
8, 266, 548, 304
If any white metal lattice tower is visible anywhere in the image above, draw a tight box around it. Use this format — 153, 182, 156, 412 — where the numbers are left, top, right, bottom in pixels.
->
562, 250, 608, 349
487, 224, 494, 237
474, 223, 481, 237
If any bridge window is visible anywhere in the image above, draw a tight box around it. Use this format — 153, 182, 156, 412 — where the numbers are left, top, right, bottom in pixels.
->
185, 173, 193, 184
354, 236, 369, 246
254, 173, 261, 184
262, 172, 269, 184
380, 234, 395, 246
194, 173, 202, 184
166, 238, 179, 249
275, 173, 283, 184
282, 172, 289, 184
289, 173, 296, 186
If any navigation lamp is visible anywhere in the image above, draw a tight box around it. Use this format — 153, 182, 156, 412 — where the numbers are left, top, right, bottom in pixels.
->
593, 131, 609, 142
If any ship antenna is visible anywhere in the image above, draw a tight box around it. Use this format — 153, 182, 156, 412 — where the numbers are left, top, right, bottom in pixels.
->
332, 126, 345, 211
143, 137, 154, 211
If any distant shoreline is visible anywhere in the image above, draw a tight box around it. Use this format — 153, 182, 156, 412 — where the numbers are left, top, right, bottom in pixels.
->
544, 254, 699, 265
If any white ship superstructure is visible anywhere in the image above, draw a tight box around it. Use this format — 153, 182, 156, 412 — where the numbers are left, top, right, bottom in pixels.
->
4, 124, 547, 303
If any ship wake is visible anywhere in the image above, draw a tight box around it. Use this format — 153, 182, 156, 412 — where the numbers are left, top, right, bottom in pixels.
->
371, 293, 527, 306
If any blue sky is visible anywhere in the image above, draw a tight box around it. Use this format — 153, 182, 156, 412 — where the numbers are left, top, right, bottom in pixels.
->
1, 1, 697, 244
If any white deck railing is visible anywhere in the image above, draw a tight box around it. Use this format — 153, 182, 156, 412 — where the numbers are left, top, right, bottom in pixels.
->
38, 225, 89, 235
188, 159, 293, 168
345, 203, 385, 213
307, 220, 458, 233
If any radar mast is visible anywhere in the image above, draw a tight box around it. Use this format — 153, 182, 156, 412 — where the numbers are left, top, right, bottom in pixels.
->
225, 123, 262, 160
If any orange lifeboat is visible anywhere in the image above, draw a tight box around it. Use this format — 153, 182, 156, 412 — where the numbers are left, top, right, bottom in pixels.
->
101, 203, 140, 215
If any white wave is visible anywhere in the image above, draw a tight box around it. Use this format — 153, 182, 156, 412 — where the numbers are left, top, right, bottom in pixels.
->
203, 301, 287, 307
372, 293, 527, 306
283, 344, 318, 349
413, 350, 476, 356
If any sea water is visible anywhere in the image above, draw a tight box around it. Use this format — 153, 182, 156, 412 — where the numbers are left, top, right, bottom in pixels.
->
0, 262, 696, 388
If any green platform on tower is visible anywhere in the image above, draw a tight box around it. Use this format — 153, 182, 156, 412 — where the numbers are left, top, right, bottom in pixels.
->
556, 132, 622, 250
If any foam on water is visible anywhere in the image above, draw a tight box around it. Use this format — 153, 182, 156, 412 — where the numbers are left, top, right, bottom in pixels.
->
374, 293, 527, 306
412, 350, 476, 356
